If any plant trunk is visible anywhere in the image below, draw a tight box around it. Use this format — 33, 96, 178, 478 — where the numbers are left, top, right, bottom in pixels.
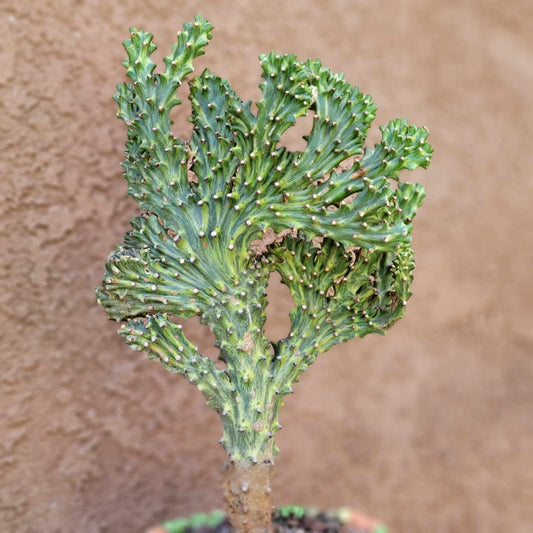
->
223, 460, 274, 532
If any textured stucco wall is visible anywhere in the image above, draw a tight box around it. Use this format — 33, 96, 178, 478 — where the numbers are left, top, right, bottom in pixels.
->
1, 0, 531, 531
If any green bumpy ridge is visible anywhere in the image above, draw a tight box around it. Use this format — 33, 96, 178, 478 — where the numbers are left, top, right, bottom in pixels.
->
96, 15, 433, 463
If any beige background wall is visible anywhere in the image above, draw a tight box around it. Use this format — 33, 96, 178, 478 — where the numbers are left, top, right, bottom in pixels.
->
1, 1, 531, 531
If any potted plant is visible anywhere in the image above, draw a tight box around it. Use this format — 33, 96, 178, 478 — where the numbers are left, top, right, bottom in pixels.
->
96, 15, 433, 532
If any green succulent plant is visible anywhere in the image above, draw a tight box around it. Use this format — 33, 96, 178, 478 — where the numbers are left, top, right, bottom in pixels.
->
97, 15, 432, 532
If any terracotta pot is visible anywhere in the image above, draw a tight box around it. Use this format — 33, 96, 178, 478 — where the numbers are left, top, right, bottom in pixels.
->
147, 506, 387, 533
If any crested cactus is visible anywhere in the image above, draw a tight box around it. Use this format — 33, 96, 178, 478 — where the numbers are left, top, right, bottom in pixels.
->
97, 15, 432, 533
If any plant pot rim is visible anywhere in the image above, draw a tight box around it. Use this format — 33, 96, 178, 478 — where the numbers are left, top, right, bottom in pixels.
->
147, 505, 387, 533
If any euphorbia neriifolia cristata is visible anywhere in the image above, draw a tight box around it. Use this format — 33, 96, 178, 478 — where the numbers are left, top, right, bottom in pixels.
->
97, 16, 433, 533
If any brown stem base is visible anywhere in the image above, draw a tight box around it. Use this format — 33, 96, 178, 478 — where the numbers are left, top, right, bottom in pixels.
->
223, 461, 274, 532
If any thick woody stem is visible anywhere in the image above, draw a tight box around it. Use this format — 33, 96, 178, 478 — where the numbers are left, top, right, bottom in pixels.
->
223, 461, 274, 533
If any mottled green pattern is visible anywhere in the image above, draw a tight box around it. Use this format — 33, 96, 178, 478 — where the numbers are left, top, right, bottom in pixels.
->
96, 16, 433, 462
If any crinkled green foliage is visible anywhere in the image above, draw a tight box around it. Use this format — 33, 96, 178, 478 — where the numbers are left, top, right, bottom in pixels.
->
97, 16, 433, 462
